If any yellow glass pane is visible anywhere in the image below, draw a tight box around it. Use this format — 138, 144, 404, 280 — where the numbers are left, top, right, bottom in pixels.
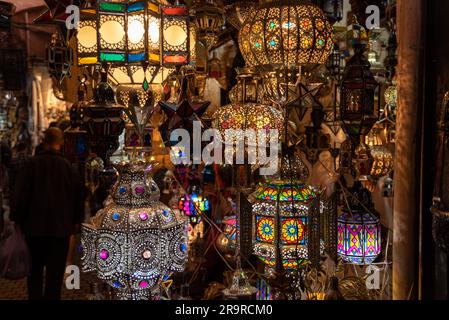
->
78, 57, 98, 65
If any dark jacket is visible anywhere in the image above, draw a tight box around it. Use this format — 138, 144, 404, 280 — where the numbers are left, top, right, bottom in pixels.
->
10, 149, 84, 237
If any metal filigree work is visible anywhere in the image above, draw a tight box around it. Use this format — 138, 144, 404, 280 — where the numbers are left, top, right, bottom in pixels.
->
239, 0, 333, 70
81, 161, 189, 300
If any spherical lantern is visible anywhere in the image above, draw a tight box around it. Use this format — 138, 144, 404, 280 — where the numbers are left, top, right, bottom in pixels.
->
251, 181, 323, 271
81, 161, 189, 300
212, 103, 284, 145
239, 0, 334, 70
337, 210, 381, 265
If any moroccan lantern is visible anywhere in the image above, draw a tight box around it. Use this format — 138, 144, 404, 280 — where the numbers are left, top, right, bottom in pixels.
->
228, 67, 264, 104
81, 160, 189, 300
337, 183, 381, 265
251, 181, 323, 272
212, 103, 284, 146
365, 128, 394, 180
238, 0, 334, 106
340, 43, 380, 146
47, 31, 73, 84
239, 0, 334, 69
191, 0, 225, 50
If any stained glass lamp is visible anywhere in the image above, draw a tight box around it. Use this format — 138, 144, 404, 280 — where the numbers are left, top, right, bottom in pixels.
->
337, 210, 381, 265
76, 1, 193, 67
251, 181, 323, 271
47, 31, 73, 84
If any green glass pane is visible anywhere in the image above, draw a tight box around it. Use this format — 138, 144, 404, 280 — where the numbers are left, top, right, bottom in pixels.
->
100, 52, 126, 62
99, 2, 126, 12
142, 78, 149, 91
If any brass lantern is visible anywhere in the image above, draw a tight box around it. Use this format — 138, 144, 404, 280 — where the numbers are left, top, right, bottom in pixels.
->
239, 0, 334, 70
191, 0, 225, 50
228, 67, 264, 104
340, 43, 380, 146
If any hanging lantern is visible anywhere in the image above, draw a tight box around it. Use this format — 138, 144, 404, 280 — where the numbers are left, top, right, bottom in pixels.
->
81, 161, 189, 300
326, 43, 342, 80
228, 67, 264, 104
337, 210, 381, 265
384, 84, 397, 117
238, 0, 333, 107
337, 183, 382, 265
191, 0, 225, 50
239, 0, 334, 69
161, 0, 191, 66
212, 103, 284, 145
47, 31, 73, 84
340, 43, 380, 146
178, 186, 210, 224
251, 182, 323, 271
365, 128, 394, 180
76, 1, 194, 67
224, 0, 258, 31
82, 67, 125, 166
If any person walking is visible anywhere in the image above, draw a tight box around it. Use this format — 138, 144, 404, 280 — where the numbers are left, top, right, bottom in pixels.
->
10, 127, 84, 300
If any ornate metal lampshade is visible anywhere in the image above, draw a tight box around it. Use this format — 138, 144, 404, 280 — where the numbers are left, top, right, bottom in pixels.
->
340, 44, 380, 146
191, 0, 225, 50
251, 181, 323, 272
81, 161, 189, 300
212, 103, 284, 145
228, 67, 264, 104
239, 0, 334, 70
47, 31, 73, 84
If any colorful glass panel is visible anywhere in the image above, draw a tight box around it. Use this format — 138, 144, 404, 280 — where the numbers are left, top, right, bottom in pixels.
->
281, 217, 307, 245
256, 216, 275, 244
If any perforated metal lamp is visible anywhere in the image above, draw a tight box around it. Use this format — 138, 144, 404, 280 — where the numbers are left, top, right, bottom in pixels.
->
239, 0, 334, 71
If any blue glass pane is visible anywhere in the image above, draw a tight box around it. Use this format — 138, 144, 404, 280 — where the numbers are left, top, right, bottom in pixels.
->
128, 2, 146, 12
128, 52, 145, 62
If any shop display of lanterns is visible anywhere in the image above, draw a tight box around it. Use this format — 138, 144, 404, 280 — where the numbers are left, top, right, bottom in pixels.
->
76, 0, 193, 67
251, 181, 323, 271
337, 209, 381, 265
81, 161, 189, 300
239, 0, 333, 70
